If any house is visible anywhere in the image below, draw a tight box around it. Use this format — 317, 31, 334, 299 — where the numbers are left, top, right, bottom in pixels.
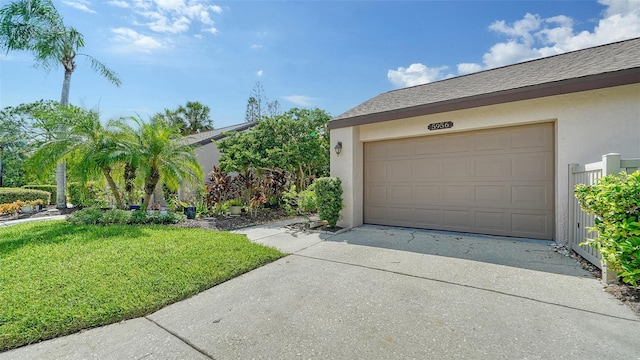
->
185, 121, 257, 183
329, 37, 640, 244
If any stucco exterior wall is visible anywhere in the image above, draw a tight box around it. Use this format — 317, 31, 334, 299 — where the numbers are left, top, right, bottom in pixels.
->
330, 83, 640, 244
195, 140, 222, 183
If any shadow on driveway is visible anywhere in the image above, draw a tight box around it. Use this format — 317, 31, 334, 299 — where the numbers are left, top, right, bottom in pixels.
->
322, 224, 591, 277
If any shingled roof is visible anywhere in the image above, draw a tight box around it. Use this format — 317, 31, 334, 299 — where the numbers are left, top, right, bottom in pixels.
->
184, 121, 257, 146
329, 37, 640, 129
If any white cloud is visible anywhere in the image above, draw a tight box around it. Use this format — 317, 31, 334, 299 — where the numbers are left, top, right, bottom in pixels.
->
251, 44, 263, 49
110, 27, 164, 53
107, 0, 130, 8
387, 63, 449, 88
283, 95, 315, 107
62, 0, 96, 14
388, 0, 640, 88
256, 70, 263, 77
457, 63, 483, 75
115, 0, 223, 35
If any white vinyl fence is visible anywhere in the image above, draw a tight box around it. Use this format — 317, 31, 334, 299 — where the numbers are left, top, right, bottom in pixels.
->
568, 153, 640, 283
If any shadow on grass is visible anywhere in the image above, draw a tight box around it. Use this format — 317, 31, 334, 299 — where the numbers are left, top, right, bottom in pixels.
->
0, 221, 150, 256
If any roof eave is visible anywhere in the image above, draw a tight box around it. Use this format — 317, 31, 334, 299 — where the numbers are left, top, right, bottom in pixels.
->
328, 68, 640, 130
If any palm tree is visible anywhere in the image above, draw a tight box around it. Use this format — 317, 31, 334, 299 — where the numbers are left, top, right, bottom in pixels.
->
178, 101, 213, 135
0, 0, 121, 208
121, 116, 203, 209
27, 105, 127, 209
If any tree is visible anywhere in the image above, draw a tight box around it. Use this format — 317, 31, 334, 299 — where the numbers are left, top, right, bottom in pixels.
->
0, 100, 69, 187
26, 104, 127, 209
0, 0, 121, 208
121, 116, 203, 209
219, 108, 330, 190
155, 101, 213, 135
244, 81, 281, 122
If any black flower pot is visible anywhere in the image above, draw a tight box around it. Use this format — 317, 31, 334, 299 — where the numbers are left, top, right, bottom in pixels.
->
184, 206, 196, 219
129, 205, 141, 211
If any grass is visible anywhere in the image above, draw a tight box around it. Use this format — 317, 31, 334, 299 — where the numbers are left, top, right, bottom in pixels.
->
0, 221, 284, 351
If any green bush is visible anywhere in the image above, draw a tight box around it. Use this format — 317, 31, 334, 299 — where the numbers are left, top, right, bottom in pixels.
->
575, 171, 640, 286
22, 185, 56, 205
314, 177, 344, 227
297, 183, 317, 214
0, 187, 51, 205
67, 208, 186, 226
67, 182, 100, 207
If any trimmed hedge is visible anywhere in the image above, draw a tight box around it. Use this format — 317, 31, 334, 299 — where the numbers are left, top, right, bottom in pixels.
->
314, 177, 344, 227
22, 185, 56, 205
0, 188, 51, 205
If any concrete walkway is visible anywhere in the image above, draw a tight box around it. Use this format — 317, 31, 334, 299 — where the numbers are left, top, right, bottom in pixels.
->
2, 221, 639, 359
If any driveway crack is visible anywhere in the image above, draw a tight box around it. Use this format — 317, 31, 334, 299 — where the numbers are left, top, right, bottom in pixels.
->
144, 316, 216, 359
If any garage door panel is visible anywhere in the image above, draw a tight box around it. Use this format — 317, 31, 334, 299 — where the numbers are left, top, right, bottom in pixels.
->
511, 184, 553, 209
365, 142, 388, 159
475, 185, 509, 205
412, 159, 442, 178
414, 208, 443, 227
443, 134, 474, 153
390, 185, 412, 202
414, 185, 441, 201
475, 131, 509, 151
388, 160, 412, 180
511, 125, 552, 149
511, 154, 553, 178
387, 207, 414, 224
511, 212, 552, 236
443, 159, 475, 178
387, 142, 413, 157
443, 209, 472, 228
475, 157, 510, 177
475, 211, 506, 231
443, 185, 474, 202
414, 137, 442, 155
364, 122, 554, 240
366, 162, 387, 180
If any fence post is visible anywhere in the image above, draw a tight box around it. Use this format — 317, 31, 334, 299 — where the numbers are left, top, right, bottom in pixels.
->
568, 163, 578, 249
600, 153, 621, 285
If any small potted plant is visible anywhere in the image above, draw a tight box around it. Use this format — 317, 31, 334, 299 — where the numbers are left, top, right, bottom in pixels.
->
228, 198, 243, 216
32, 199, 45, 211
17, 200, 34, 214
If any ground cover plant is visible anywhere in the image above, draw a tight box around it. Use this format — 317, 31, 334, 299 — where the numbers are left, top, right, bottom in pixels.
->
0, 221, 284, 351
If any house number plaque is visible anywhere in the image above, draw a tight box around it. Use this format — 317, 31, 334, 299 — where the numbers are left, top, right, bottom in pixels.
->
428, 121, 453, 131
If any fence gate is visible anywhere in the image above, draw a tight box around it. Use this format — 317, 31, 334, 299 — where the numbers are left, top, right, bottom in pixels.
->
568, 153, 640, 277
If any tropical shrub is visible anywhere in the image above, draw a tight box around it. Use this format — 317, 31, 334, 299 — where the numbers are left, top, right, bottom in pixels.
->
67, 182, 100, 207
0, 202, 20, 216
575, 171, 640, 286
314, 177, 344, 227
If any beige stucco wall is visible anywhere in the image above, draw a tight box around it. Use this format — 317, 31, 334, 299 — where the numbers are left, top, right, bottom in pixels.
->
330, 83, 640, 244
195, 140, 222, 183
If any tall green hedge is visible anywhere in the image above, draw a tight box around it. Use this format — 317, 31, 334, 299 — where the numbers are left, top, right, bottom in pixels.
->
314, 177, 344, 227
575, 171, 640, 286
0, 188, 51, 205
22, 185, 56, 205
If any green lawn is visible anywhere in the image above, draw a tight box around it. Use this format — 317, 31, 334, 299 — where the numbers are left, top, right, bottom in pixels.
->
0, 221, 284, 351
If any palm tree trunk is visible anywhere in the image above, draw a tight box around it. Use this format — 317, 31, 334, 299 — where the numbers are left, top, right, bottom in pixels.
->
55, 68, 72, 208
102, 168, 124, 209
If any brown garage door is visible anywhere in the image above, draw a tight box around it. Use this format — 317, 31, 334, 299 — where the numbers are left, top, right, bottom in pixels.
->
364, 123, 554, 240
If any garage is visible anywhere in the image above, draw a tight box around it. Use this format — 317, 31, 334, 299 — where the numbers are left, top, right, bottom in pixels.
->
363, 123, 554, 240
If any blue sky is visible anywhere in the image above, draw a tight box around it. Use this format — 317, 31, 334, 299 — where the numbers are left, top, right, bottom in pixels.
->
1, 0, 639, 127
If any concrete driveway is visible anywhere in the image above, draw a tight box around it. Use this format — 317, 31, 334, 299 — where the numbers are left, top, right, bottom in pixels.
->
3, 221, 639, 359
